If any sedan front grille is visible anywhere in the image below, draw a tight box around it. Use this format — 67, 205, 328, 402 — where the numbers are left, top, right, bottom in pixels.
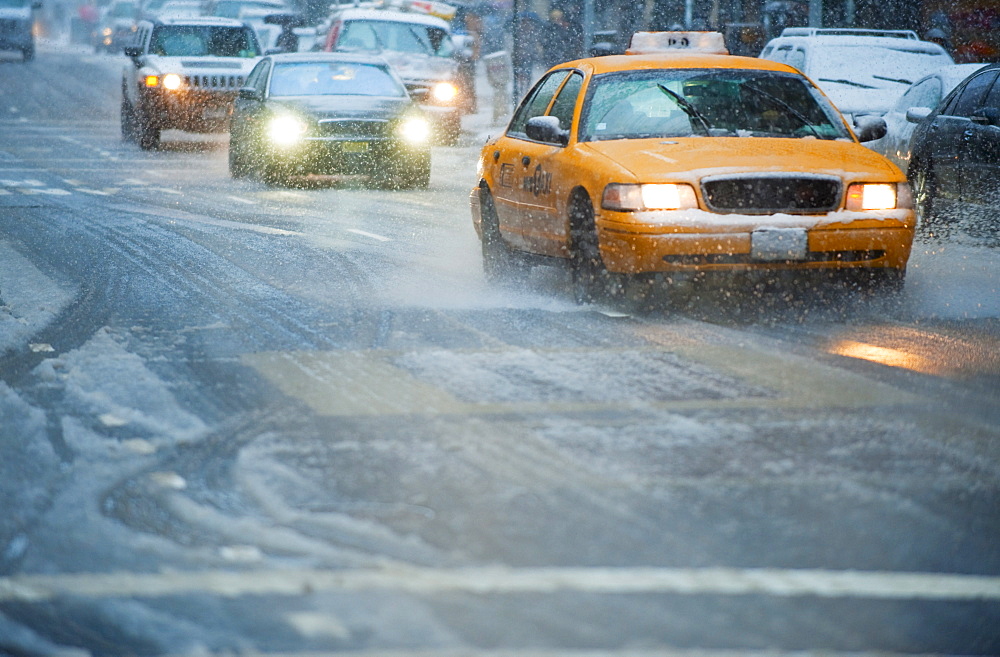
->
183, 74, 245, 90
317, 119, 390, 139
702, 175, 842, 214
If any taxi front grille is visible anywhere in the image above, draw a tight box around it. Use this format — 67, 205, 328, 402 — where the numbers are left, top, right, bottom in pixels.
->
317, 119, 390, 139
184, 75, 245, 90
702, 176, 842, 214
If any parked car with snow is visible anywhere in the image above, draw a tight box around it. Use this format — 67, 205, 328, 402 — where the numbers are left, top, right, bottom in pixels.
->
759, 28, 953, 123
866, 63, 985, 172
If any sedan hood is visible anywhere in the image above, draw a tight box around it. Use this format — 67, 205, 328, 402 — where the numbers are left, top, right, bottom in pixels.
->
267, 95, 413, 121
582, 137, 901, 183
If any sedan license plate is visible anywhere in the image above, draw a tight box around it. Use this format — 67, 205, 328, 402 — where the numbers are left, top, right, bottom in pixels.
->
342, 141, 369, 154
751, 227, 808, 261
203, 107, 227, 120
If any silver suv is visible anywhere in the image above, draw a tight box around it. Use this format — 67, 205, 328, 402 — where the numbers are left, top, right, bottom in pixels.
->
121, 17, 261, 149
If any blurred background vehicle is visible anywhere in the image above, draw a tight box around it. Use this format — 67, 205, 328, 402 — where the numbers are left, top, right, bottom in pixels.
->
866, 62, 985, 171
0, 0, 40, 61
93, 0, 139, 52
759, 27, 954, 122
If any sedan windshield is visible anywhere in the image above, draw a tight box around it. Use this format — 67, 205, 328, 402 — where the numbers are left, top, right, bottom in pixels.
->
581, 69, 850, 141
268, 61, 407, 97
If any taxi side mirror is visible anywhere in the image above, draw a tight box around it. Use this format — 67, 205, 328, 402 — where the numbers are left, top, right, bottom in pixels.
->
525, 116, 568, 145
854, 115, 887, 142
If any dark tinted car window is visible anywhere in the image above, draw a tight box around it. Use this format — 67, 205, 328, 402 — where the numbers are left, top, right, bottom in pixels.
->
950, 71, 999, 118
983, 73, 1000, 110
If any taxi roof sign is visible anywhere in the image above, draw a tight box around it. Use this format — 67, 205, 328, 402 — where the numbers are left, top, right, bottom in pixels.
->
626, 31, 729, 55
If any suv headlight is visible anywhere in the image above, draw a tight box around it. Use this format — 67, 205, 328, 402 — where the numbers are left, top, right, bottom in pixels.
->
145, 73, 183, 90
845, 183, 906, 211
602, 183, 698, 211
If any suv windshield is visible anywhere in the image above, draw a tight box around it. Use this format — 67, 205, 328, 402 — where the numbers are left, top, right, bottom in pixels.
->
581, 69, 850, 141
150, 25, 260, 57
268, 61, 406, 97
338, 19, 453, 58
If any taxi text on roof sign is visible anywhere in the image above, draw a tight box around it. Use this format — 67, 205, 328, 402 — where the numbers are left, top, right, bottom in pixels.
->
626, 31, 729, 55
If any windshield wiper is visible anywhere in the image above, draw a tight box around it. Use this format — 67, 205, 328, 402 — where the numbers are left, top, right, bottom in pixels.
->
742, 84, 823, 138
657, 84, 712, 136
873, 74, 912, 85
817, 78, 878, 89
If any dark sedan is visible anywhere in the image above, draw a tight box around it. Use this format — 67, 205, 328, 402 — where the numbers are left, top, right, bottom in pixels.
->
229, 52, 432, 188
908, 62, 1000, 232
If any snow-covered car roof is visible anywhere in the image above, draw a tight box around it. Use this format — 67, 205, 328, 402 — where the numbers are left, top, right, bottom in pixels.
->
329, 7, 450, 32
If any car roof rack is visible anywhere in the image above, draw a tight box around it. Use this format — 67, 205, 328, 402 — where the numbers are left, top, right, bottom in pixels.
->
779, 27, 919, 40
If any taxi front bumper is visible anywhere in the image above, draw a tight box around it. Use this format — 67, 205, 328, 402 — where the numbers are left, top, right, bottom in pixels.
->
596, 209, 915, 274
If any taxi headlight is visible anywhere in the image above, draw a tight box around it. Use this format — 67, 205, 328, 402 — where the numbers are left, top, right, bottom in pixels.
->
602, 183, 698, 211
846, 183, 898, 211
399, 116, 430, 144
162, 73, 183, 91
431, 81, 459, 103
267, 115, 307, 146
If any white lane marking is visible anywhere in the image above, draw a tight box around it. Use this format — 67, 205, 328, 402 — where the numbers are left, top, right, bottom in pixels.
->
2, 566, 998, 603
116, 203, 305, 237
347, 228, 390, 242
226, 195, 256, 205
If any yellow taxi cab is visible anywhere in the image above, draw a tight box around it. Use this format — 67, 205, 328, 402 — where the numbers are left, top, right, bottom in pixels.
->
470, 31, 915, 303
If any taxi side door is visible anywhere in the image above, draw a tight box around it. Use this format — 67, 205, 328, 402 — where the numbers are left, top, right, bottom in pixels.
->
488, 70, 573, 255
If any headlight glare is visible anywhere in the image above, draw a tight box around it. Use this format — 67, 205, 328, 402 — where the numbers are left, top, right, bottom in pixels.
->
431, 81, 459, 103
846, 183, 897, 211
162, 73, 183, 91
267, 115, 307, 146
602, 183, 697, 211
399, 116, 430, 144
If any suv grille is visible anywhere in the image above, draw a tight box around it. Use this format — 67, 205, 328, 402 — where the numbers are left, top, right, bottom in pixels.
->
184, 75, 245, 90
702, 175, 841, 214
317, 119, 390, 139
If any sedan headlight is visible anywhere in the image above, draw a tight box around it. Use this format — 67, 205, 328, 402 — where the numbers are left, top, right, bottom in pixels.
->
399, 116, 430, 144
267, 115, 307, 146
845, 183, 901, 211
602, 183, 698, 211
431, 81, 459, 104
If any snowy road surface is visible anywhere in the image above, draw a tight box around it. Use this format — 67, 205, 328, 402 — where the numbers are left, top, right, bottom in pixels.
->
0, 41, 999, 656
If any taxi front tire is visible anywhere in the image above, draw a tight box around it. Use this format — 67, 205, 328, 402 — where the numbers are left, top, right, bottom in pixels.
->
568, 192, 623, 304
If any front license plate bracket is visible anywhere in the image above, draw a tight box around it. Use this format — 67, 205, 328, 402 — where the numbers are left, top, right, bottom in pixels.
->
751, 227, 808, 261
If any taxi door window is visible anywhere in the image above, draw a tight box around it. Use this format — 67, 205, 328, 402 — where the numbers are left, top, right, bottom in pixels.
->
548, 71, 583, 133
508, 70, 571, 138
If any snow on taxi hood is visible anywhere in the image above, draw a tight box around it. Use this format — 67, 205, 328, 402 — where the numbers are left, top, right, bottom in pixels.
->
581, 136, 901, 184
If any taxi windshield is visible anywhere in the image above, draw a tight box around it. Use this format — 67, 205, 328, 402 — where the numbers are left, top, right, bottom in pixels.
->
580, 69, 850, 141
